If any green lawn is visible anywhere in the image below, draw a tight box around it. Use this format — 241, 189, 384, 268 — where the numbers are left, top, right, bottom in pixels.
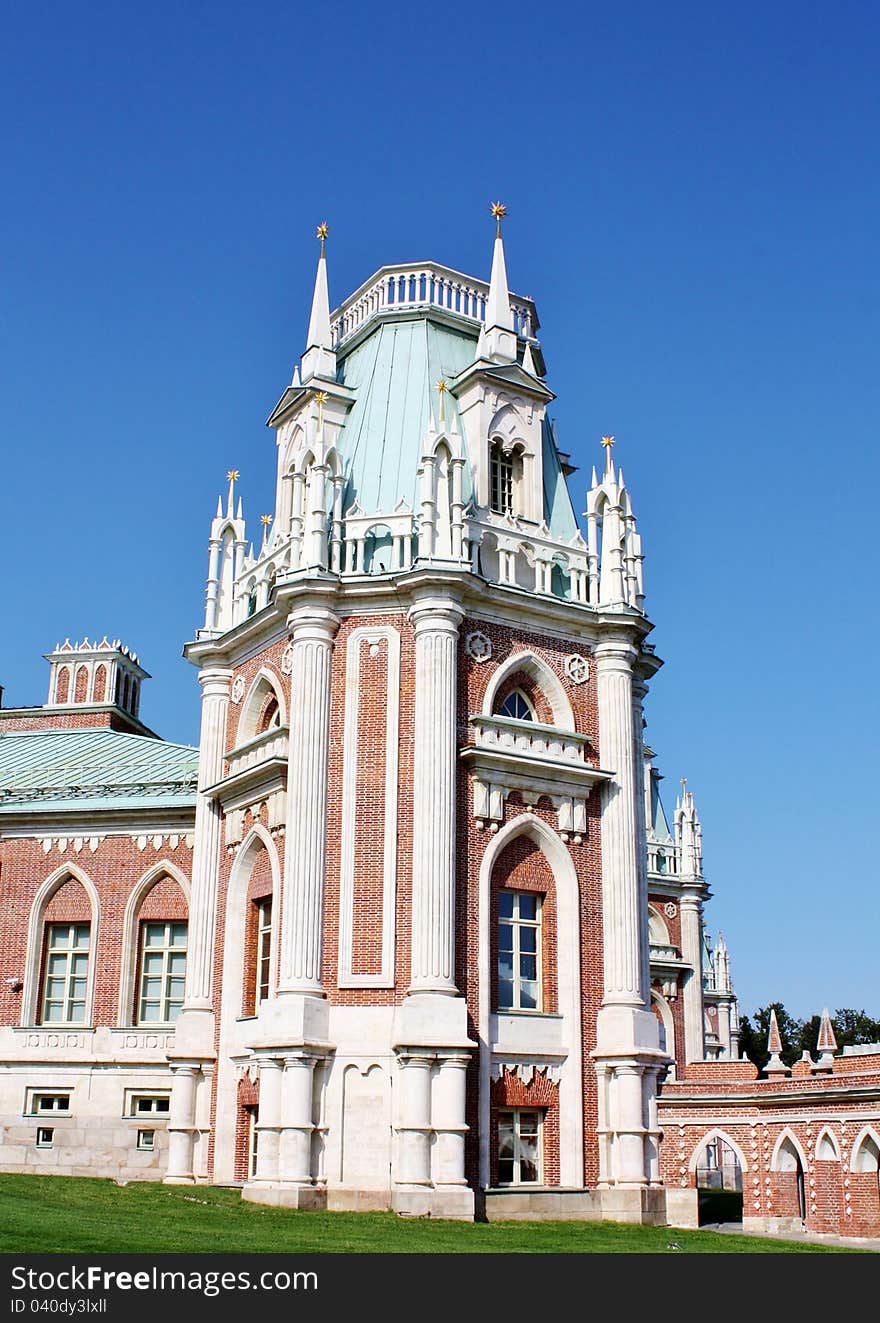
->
0, 1175, 854, 1253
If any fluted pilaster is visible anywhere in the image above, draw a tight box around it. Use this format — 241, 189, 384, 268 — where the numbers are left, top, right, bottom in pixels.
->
407, 598, 462, 994
185, 667, 232, 1010
278, 604, 339, 995
596, 642, 645, 1006
680, 891, 705, 1062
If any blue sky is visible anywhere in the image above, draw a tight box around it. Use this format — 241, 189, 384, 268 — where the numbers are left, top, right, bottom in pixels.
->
1, 2, 877, 1022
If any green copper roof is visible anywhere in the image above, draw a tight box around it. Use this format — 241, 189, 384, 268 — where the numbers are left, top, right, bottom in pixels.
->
0, 727, 199, 814
542, 418, 579, 539
337, 316, 476, 513
650, 776, 673, 842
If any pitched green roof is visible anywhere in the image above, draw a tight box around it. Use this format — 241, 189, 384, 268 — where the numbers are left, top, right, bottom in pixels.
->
337, 316, 476, 514
0, 727, 199, 814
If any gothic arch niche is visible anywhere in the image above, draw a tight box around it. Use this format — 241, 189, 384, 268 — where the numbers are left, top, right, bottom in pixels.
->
477, 528, 500, 583
93, 664, 107, 703
433, 442, 454, 558
483, 651, 575, 731
55, 666, 70, 703
117, 862, 190, 1026
651, 990, 675, 1061
815, 1127, 840, 1162
22, 865, 101, 1027
74, 666, 88, 703
772, 1129, 808, 1222
690, 1129, 745, 1224
647, 906, 670, 947
851, 1128, 880, 1173
338, 1063, 391, 1189
212, 825, 282, 1185
477, 813, 583, 1189
236, 669, 287, 746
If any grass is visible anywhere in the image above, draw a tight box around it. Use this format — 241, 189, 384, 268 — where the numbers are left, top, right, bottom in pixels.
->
0, 1174, 856, 1253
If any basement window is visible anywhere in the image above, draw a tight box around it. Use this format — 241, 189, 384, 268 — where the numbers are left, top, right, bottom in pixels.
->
35, 1127, 54, 1148
137, 1130, 155, 1151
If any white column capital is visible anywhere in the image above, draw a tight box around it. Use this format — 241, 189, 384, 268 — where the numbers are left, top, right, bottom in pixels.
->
594, 638, 638, 672
286, 603, 340, 644
198, 665, 233, 698
407, 596, 464, 636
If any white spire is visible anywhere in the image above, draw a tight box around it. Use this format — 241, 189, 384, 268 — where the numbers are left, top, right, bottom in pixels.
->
301, 222, 337, 383
480, 203, 517, 364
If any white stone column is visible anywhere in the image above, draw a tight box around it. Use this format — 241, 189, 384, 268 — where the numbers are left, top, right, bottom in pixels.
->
185, 666, 232, 1012
253, 1058, 282, 1182
278, 1054, 316, 1185
431, 1055, 469, 1186
596, 642, 645, 1008
631, 678, 652, 1003
278, 603, 339, 996
593, 639, 661, 1193
407, 598, 462, 995
396, 1054, 434, 1186
164, 1064, 199, 1184
680, 891, 705, 1062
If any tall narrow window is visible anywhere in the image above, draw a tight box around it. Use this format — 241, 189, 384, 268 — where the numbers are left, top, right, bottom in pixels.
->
498, 1109, 542, 1185
490, 443, 514, 515
255, 899, 272, 1004
41, 923, 90, 1024
138, 921, 187, 1024
498, 891, 541, 1011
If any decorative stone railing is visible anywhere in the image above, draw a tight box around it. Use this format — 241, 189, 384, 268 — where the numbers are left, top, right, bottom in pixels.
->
470, 715, 590, 766
225, 727, 289, 781
649, 943, 682, 965
330, 262, 537, 348
647, 844, 680, 877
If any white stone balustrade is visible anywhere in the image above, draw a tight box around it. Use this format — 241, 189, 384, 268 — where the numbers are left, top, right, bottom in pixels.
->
225, 727, 289, 781
470, 715, 589, 766
329, 262, 536, 349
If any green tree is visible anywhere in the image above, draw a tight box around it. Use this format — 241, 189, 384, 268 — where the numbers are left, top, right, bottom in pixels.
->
831, 1008, 880, 1049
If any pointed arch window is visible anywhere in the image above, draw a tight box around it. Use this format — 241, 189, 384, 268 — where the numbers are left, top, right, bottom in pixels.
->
496, 690, 534, 722
40, 923, 90, 1024
490, 442, 514, 515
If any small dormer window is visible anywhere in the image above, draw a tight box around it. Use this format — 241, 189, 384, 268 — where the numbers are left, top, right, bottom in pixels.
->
496, 690, 534, 722
490, 442, 514, 515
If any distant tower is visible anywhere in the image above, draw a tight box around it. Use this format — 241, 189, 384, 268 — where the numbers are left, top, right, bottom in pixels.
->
45, 638, 150, 728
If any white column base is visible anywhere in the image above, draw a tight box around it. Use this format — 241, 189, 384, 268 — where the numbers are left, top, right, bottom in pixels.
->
241, 1183, 328, 1211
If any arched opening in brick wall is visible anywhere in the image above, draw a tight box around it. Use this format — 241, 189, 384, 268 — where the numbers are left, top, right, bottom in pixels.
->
773, 1132, 808, 1223
55, 666, 70, 703
482, 652, 575, 731
850, 1129, 880, 1231
74, 666, 88, 703
240, 840, 275, 1018
236, 669, 287, 746
118, 864, 190, 1027
93, 664, 106, 703
691, 1129, 745, 1226
490, 1067, 559, 1188
477, 813, 584, 1190
22, 866, 101, 1028
211, 825, 282, 1187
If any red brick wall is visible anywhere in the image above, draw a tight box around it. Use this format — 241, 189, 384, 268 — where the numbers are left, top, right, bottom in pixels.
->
0, 836, 193, 1028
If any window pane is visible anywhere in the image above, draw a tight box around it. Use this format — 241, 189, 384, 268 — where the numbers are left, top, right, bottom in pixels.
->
144, 925, 164, 947
498, 1158, 514, 1184
519, 954, 537, 981
497, 979, 513, 1009
520, 982, 538, 1010
498, 952, 513, 980
47, 955, 67, 976
519, 926, 537, 953
171, 924, 188, 947
69, 1002, 85, 1022
518, 895, 538, 922
519, 1155, 539, 1183
156, 1098, 170, 1113
49, 927, 70, 949
498, 893, 514, 919
73, 926, 90, 949
43, 1003, 63, 1022
71, 954, 89, 975
140, 1001, 160, 1020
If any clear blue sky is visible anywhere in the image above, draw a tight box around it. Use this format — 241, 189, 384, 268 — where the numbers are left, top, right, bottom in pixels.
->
1, 2, 877, 1023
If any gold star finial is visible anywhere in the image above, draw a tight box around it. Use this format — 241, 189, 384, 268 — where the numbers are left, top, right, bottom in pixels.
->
314, 389, 328, 428
226, 469, 241, 513
226, 469, 240, 483
601, 435, 615, 472
316, 221, 328, 255
490, 201, 507, 236
436, 378, 448, 424
260, 514, 273, 527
